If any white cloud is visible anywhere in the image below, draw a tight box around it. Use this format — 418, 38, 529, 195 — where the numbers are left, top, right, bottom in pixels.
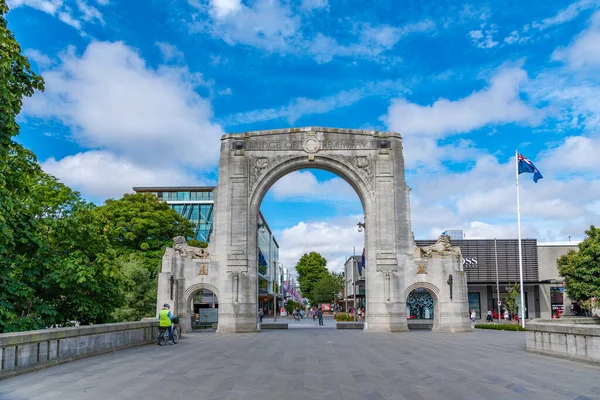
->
300, 0, 328, 11
24, 49, 53, 68
503, 30, 530, 45
468, 24, 498, 49
24, 41, 223, 169
533, 0, 599, 31
75, 0, 103, 24
156, 42, 185, 63
8, 0, 107, 30
539, 136, 600, 174
209, 0, 242, 18
552, 11, 600, 69
58, 10, 81, 29
22, 41, 224, 198
409, 153, 600, 242
41, 151, 201, 200
277, 216, 365, 274
309, 20, 435, 63
225, 80, 405, 125
506, 0, 599, 46
7, 0, 63, 14
191, 0, 300, 52
386, 66, 540, 140
270, 171, 357, 202
189, 1, 433, 62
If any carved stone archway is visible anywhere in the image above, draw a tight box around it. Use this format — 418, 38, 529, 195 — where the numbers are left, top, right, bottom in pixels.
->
156, 127, 471, 334
212, 127, 414, 333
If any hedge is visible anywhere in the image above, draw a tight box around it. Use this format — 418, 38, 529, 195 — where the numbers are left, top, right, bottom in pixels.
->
475, 323, 526, 331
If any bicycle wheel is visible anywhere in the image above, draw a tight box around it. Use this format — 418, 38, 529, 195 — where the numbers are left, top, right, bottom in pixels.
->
173, 327, 180, 344
157, 330, 167, 346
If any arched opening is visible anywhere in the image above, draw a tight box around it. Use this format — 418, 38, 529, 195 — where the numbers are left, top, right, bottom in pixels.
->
251, 160, 369, 328
407, 289, 434, 330
185, 284, 220, 331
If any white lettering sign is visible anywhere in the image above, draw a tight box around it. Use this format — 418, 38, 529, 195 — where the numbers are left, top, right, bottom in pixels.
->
462, 257, 478, 268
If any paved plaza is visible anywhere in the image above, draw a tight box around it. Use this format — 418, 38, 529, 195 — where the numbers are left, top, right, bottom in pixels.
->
1, 324, 599, 400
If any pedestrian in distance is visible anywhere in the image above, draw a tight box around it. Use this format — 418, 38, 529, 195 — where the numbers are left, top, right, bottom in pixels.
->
470, 310, 476, 328
486, 310, 493, 322
259, 308, 264, 323
317, 308, 323, 326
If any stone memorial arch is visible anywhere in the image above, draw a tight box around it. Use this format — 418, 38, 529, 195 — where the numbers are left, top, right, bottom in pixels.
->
157, 127, 471, 333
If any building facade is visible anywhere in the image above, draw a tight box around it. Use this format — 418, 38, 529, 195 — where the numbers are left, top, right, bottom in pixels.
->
344, 255, 365, 311
133, 186, 215, 242
414, 239, 578, 321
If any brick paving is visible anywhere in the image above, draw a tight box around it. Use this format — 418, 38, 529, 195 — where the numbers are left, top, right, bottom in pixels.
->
1, 325, 599, 400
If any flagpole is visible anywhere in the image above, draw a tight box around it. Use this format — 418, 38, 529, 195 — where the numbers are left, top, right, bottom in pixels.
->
515, 150, 526, 329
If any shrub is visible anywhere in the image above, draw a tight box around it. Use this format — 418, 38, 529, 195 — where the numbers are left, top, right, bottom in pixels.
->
334, 313, 354, 322
475, 323, 526, 331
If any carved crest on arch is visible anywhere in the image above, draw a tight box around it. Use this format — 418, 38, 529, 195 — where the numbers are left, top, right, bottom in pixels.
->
325, 155, 375, 192
249, 155, 297, 190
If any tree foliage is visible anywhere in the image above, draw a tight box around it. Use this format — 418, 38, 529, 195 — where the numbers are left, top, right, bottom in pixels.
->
285, 300, 303, 314
93, 193, 194, 321
558, 225, 600, 301
311, 272, 344, 305
0, 146, 121, 332
504, 283, 520, 317
295, 252, 328, 304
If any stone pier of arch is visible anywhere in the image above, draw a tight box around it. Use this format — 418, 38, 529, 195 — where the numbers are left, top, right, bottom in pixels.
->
156, 127, 471, 333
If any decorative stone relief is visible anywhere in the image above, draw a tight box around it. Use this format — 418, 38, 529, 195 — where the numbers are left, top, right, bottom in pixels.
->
197, 265, 208, 275
173, 236, 209, 259
417, 263, 427, 274
419, 234, 460, 258
326, 155, 375, 192
248, 155, 296, 189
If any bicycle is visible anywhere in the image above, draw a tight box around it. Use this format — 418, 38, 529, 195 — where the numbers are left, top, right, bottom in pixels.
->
157, 317, 181, 346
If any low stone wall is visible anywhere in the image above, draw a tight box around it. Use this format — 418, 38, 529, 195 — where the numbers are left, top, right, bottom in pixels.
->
336, 322, 364, 330
260, 323, 288, 330
526, 318, 600, 365
0, 321, 158, 379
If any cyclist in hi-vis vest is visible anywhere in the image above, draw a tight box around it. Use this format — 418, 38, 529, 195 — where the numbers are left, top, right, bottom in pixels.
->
159, 304, 174, 344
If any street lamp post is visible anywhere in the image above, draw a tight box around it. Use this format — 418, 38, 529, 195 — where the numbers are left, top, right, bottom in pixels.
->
355, 220, 366, 322
257, 221, 266, 325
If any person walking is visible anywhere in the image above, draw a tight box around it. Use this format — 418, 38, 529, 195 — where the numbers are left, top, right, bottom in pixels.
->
357, 308, 362, 321
486, 310, 493, 322
158, 303, 174, 345
317, 308, 323, 326
470, 310, 476, 328
259, 308, 264, 323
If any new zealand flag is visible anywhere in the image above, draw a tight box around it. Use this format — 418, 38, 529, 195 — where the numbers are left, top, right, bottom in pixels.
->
517, 153, 543, 183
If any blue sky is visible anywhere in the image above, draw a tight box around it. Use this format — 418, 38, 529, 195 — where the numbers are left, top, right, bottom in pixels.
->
7, 0, 600, 272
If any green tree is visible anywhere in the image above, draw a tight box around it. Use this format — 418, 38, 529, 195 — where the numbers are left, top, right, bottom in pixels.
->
0, 157, 121, 332
295, 252, 328, 304
0, 1, 46, 331
285, 300, 303, 314
558, 225, 600, 301
311, 272, 344, 305
93, 193, 194, 320
504, 283, 520, 318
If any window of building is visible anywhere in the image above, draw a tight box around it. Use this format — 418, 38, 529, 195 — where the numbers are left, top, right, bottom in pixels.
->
550, 287, 564, 316
468, 292, 481, 319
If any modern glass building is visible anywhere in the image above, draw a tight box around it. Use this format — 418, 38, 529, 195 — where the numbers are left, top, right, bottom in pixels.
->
133, 186, 215, 242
